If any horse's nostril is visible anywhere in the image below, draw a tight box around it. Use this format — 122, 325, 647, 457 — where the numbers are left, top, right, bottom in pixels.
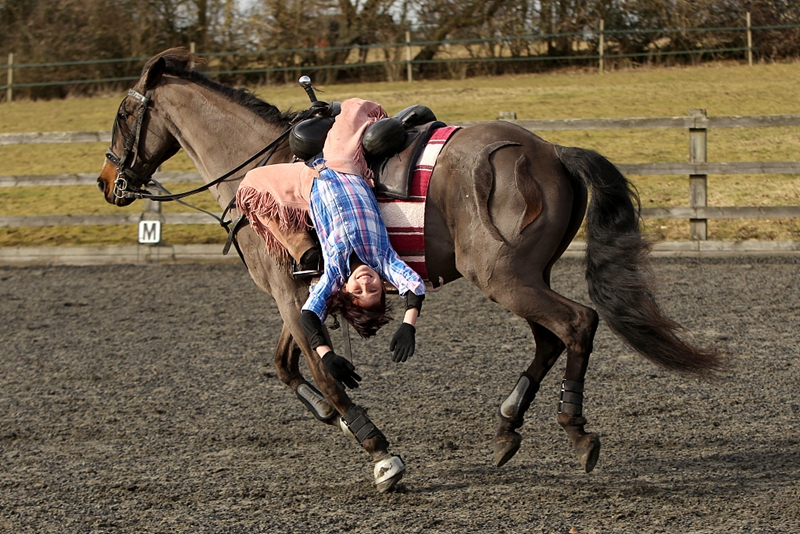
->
97, 178, 106, 194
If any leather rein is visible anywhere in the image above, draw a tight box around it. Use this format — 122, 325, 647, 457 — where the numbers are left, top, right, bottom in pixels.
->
105, 88, 292, 205
104, 86, 315, 264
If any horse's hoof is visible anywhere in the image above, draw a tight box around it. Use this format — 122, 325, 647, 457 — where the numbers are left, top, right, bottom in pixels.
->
575, 433, 601, 473
374, 454, 405, 493
493, 432, 522, 467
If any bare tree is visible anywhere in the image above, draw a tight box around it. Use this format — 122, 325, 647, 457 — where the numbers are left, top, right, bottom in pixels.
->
245, 0, 408, 83
1, 0, 798, 98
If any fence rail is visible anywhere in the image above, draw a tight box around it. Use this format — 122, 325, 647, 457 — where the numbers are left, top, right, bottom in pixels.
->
5, 113, 800, 146
1, 111, 799, 241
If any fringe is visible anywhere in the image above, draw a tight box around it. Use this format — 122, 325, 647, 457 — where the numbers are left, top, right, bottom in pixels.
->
353, 142, 372, 183
235, 185, 311, 263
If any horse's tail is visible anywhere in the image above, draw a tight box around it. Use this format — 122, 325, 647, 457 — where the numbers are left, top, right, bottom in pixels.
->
556, 145, 723, 378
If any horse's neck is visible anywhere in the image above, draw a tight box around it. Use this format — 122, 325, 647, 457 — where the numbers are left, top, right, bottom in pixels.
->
159, 80, 288, 206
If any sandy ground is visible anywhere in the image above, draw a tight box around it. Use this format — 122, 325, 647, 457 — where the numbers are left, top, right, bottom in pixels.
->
1, 255, 799, 533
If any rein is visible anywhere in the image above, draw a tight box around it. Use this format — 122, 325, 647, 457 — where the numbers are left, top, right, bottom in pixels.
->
106, 86, 293, 203
129, 134, 288, 202
105, 86, 313, 265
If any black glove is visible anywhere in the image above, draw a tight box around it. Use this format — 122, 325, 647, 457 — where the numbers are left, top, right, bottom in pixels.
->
389, 323, 416, 363
321, 350, 361, 389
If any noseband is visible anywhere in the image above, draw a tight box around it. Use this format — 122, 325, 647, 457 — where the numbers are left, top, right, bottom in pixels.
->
105, 88, 153, 200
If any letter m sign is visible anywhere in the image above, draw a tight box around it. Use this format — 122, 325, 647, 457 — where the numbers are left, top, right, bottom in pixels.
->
138, 220, 162, 244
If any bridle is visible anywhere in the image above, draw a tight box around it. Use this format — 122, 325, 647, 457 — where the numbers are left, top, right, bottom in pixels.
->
103, 82, 319, 264
104, 87, 298, 204
105, 88, 155, 200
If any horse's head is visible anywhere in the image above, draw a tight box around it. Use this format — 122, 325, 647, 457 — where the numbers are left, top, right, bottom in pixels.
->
98, 51, 184, 206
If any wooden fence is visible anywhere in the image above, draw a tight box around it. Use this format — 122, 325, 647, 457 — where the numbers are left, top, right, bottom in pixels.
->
2, 110, 799, 244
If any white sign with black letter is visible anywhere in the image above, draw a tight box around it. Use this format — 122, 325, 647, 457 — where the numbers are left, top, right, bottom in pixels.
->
138, 220, 162, 244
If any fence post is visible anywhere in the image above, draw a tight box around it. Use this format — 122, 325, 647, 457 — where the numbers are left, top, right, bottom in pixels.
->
141, 167, 163, 241
689, 108, 708, 240
406, 31, 413, 83
138, 192, 164, 263
6, 53, 12, 103
746, 12, 753, 66
598, 20, 605, 74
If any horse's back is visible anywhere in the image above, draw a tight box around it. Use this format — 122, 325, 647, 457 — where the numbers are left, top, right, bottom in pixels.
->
424, 121, 586, 284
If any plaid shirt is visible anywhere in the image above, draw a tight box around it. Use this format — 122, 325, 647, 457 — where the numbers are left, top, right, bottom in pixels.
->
302, 161, 425, 321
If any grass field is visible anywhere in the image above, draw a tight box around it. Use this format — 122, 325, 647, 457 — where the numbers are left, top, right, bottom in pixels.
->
1, 61, 799, 246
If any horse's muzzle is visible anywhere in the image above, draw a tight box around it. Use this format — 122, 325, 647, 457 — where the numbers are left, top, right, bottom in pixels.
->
98, 162, 135, 206
98, 176, 134, 206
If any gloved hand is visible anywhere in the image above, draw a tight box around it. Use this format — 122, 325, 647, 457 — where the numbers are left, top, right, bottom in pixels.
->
389, 323, 416, 363
321, 350, 361, 389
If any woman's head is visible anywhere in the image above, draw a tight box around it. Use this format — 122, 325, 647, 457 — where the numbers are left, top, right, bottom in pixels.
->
330, 264, 392, 338
343, 264, 384, 308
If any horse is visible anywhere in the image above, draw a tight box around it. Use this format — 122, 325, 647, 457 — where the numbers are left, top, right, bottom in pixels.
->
97, 48, 723, 492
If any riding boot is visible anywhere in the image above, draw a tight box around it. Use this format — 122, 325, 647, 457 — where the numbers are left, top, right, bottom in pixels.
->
264, 218, 321, 276
293, 246, 322, 277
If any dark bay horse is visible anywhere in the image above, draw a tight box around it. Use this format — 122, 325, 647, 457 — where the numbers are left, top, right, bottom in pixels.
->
97, 48, 722, 492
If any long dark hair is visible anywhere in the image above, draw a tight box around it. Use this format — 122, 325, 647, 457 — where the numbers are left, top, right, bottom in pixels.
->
329, 290, 393, 338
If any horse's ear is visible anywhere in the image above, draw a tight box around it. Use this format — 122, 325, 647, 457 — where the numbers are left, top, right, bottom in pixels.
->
144, 57, 166, 91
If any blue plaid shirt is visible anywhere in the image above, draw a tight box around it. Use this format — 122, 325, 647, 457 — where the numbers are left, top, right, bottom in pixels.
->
302, 160, 425, 321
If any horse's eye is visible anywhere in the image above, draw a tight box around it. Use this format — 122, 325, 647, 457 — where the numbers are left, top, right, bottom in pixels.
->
117, 111, 129, 121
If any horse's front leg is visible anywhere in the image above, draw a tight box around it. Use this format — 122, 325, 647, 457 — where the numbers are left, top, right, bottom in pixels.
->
276, 298, 407, 492
272, 323, 337, 425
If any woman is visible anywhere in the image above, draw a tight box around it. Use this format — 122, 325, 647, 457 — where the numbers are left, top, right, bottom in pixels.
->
236, 99, 426, 389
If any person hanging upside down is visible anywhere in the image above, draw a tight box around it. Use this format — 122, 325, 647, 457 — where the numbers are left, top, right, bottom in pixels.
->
236, 99, 426, 389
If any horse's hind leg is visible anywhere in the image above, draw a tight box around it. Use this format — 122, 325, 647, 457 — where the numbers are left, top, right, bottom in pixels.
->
544, 291, 601, 473
557, 371, 602, 474
494, 323, 564, 466
488, 278, 601, 472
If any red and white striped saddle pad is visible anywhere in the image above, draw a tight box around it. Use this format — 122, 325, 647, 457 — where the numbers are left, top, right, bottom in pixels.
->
377, 125, 460, 281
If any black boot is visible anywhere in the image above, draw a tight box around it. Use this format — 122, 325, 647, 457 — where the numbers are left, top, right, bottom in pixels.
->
292, 247, 322, 278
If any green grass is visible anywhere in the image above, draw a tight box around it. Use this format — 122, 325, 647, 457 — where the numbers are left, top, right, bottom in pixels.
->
1, 60, 799, 246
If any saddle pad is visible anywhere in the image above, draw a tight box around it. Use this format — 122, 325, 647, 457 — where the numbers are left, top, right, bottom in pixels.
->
377, 125, 460, 281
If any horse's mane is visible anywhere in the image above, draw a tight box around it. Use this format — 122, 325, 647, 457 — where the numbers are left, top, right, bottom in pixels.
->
142, 47, 298, 125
